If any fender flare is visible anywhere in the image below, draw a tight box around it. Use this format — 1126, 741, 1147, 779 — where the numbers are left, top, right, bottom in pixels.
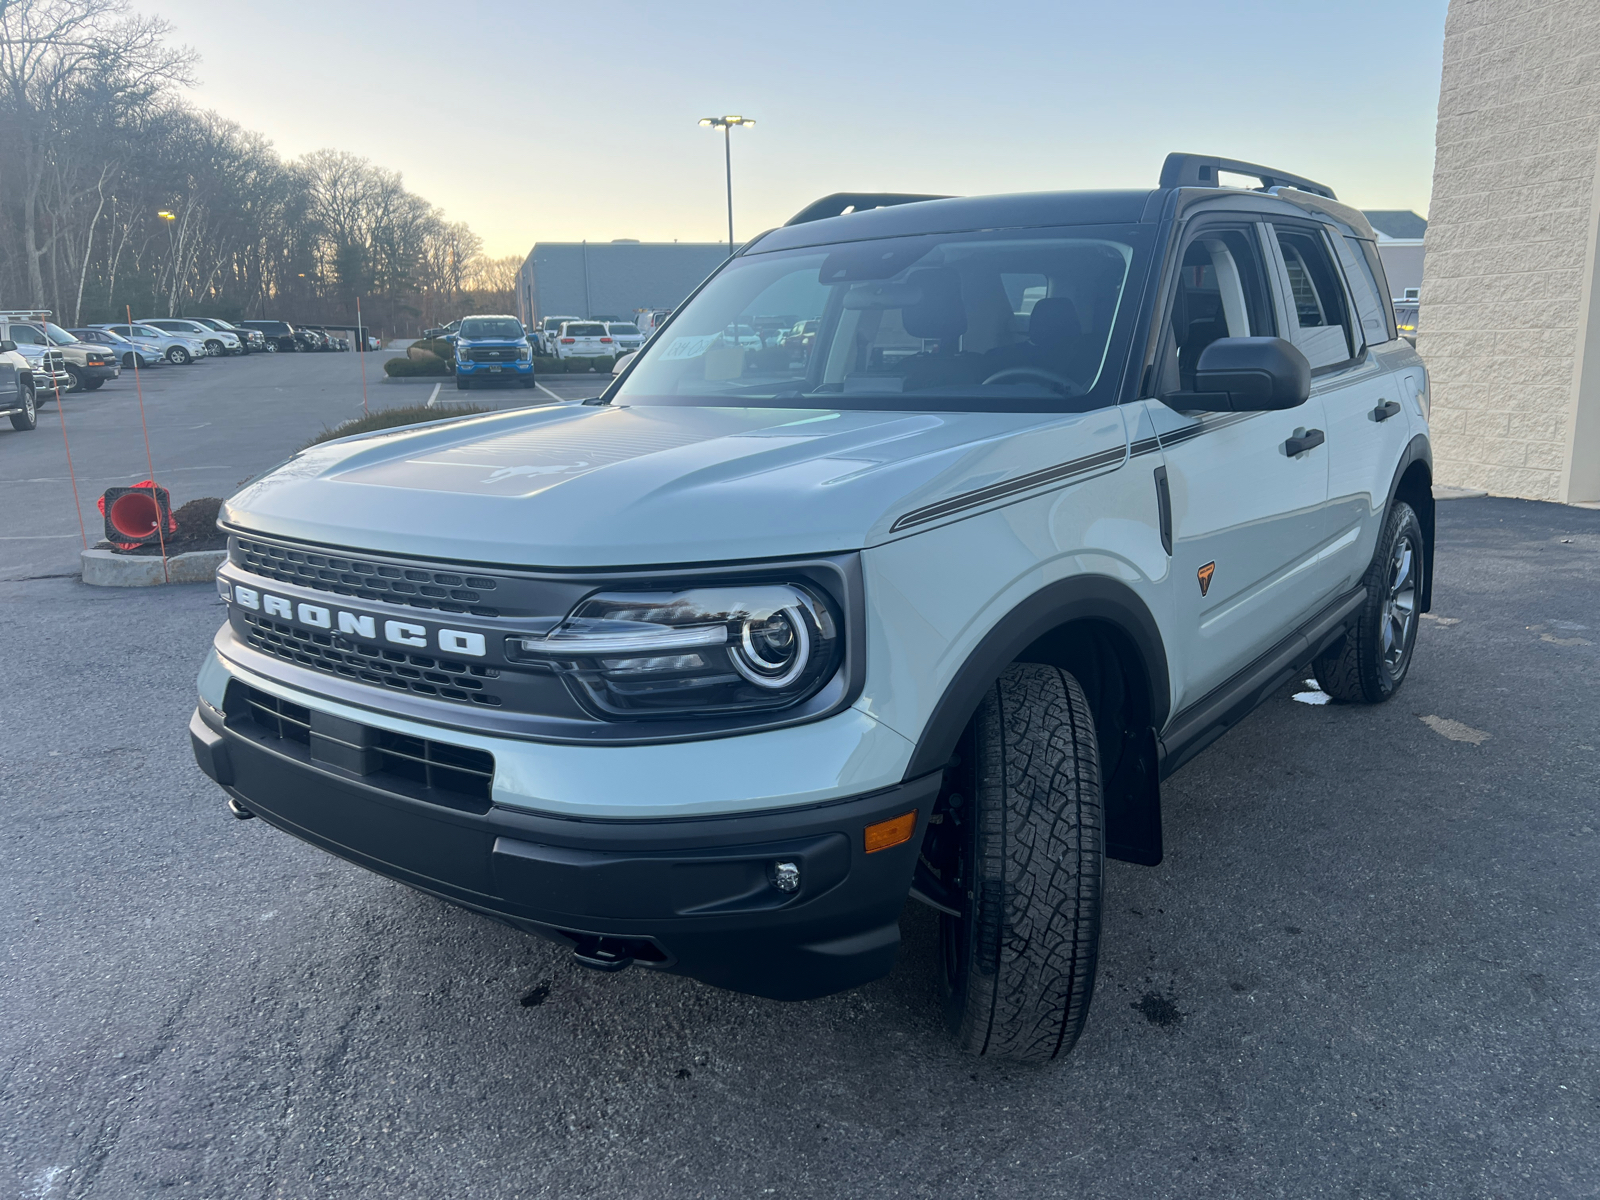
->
902, 574, 1171, 780
1385, 433, 1434, 612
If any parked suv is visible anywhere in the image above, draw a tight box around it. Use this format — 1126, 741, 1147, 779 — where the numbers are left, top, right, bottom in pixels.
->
195, 317, 266, 353
536, 314, 579, 356
453, 314, 535, 390
191, 155, 1433, 1062
97, 322, 206, 365
140, 318, 243, 357
235, 320, 297, 352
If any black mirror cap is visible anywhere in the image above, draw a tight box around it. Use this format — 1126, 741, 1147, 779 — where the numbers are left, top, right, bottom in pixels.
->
0, 339, 15, 353
1188, 336, 1310, 411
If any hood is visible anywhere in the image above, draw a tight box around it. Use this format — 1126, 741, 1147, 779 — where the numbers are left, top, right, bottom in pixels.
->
223, 402, 1129, 568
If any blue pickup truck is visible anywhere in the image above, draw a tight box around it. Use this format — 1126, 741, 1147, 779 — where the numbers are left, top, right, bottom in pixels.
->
453, 314, 536, 390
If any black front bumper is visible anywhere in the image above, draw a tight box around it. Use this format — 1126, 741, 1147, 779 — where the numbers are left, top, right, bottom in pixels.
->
190, 704, 935, 1000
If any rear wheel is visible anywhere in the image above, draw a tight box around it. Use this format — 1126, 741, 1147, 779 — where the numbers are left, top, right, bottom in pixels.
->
166, 346, 191, 365
932, 662, 1104, 1062
10, 380, 37, 431
1313, 501, 1425, 703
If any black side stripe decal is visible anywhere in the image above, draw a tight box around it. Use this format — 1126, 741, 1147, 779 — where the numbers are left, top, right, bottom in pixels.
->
890, 445, 1127, 532
887, 411, 1258, 534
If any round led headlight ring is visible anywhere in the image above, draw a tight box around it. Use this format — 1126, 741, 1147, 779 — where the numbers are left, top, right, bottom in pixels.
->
732, 605, 811, 689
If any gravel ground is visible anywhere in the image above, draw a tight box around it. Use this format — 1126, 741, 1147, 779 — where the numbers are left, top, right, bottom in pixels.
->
1, 486, 1596, 1197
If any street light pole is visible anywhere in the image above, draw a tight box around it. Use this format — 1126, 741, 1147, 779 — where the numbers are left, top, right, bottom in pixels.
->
699, 115, 755, 256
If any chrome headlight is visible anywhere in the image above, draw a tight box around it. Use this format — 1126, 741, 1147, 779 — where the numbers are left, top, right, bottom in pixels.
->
508, 583, 841, 717
457, 347, 473, 362
519, 344, 532, 360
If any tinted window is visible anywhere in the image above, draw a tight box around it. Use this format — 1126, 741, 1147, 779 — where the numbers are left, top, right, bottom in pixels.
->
1330, 234, 1394, 348
566, 324, 607, 336
1154, 224, 1275, 395
459, 317, 525, 339
1273, 227, 1353, 369
616, 224, 1148, 412
607, 324, 640, 335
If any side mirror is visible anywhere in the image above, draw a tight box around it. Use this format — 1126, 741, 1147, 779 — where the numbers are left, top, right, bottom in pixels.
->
0, 339, 14, 353
1163, 336, 1310, 412
611, 351, 637, 376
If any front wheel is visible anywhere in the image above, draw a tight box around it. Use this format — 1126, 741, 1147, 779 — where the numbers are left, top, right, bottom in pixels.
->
455, 375, 471, 390
80, 377, 104, 392
166, 346, 191, 365
1313, 501, 1425, 703
205, 340, 223, 356
519, 375, 536, 389
63, 366, 84, 393
932, 662, 1104, 1062
10, 380, 37, 430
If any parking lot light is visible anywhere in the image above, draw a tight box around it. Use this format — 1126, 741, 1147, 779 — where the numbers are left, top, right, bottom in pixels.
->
699, 115, 756, 255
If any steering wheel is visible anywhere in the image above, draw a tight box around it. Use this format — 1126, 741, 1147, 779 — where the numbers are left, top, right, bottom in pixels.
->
982, 366, 1079, 396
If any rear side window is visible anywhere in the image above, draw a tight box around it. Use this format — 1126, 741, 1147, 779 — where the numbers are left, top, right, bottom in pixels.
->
1272, 227, 1354, 370
1347, 236, 1397, 343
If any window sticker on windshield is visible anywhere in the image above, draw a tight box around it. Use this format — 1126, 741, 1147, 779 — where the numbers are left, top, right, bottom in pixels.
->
703, 346, 744, 381
659, 334, 720, 361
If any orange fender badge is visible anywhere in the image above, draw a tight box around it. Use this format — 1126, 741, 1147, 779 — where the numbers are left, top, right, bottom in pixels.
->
1197, 561, 1216, 596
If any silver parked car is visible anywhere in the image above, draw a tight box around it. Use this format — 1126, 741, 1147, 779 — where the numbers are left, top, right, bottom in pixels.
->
97, 323, 207, 366
139, 318, 243, 357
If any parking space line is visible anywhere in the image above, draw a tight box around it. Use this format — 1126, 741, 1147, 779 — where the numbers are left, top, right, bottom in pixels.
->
536, 383, 570, 403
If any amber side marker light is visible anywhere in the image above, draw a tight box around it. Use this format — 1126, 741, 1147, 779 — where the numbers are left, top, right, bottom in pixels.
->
864, 811, 917, 854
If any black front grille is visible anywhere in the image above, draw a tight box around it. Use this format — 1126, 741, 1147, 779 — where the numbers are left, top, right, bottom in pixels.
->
468, 348, 518, 362
229, 683, 495, 813
242, 612, 503, 707
233, 535, 502, 617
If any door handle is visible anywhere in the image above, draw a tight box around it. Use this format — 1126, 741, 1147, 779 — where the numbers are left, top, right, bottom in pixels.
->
1372, 399, 1401, 422
1285, 428, 1325, 457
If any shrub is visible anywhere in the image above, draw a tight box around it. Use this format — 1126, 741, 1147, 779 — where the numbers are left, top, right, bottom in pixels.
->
409, 337, 456, 364
299, 404, 494, 450
534, 355, 564, 373
385, 356, 451, 377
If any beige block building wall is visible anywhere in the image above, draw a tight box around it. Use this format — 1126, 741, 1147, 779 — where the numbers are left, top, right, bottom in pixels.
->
1421, 0, 1600, 503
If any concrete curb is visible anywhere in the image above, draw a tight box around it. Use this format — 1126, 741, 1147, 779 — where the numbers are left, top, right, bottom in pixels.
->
82, 548, 227, 587
1433, 486, 1490, 501
381, 373, 454, 384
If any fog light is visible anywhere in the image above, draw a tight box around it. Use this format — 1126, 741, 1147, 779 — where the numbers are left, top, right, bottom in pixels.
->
864, 811, 916, 854
774, 861, 800, 892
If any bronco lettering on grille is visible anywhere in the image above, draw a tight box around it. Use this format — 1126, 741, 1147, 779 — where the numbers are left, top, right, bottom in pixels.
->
228, 586, 486, 657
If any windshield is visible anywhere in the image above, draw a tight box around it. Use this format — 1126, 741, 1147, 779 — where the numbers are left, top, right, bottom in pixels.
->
44, 322, 78, 345
459, 317, 525, 339
608, 323, 640, 335
543, 318, 570, 331
614, 224, 1149, 412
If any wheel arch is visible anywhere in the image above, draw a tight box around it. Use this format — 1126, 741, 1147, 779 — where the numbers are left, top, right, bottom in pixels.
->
1387, 434, 1434, 613
903, 574, 1171, 865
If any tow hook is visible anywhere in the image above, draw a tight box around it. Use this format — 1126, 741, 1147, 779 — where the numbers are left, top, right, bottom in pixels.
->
227, 798, 255, 821
570, 936, 637, 972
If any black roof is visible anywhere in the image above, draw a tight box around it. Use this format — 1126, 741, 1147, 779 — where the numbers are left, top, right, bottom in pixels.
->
755, 190, 1157, 253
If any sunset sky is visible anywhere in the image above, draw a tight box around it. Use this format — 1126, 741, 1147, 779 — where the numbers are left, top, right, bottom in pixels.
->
155, 0, 1450, 258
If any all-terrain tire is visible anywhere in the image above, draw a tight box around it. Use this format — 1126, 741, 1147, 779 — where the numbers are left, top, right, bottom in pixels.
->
940, 662, 1104, 1062
9, 380, 37, 430
1313, 501, 1425, 704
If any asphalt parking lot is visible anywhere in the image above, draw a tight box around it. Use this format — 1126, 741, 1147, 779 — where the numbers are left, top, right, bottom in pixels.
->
0, 349, 607, 582
2, 388, 1597, 1194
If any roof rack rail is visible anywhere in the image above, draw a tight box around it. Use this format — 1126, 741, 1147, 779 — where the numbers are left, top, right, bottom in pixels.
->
1159, 153, 1336, 201
785, 192, 950, 227
0, 309, 52, 319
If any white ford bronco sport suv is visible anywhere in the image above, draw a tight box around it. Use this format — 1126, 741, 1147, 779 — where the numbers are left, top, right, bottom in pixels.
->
192, 155, 1433, 1062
